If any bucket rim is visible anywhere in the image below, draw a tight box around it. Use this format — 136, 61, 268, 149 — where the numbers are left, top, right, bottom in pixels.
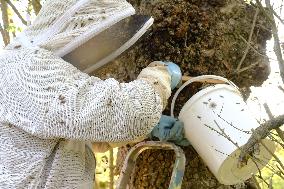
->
179, 84, 242, 119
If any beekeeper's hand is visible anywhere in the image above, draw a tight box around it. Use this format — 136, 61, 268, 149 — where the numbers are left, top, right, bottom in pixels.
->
149, 115, 190, 146
162, 61, 182, 89
138, 61, 181, 109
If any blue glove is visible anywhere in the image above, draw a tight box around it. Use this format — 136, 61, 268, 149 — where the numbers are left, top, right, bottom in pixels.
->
161, 61, 182, 89
149, 115, 190, 146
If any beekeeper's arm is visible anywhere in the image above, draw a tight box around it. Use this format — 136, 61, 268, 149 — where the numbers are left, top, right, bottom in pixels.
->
92, 62, 190, 153
3, 49, 171, 143
92, 61, 174, 153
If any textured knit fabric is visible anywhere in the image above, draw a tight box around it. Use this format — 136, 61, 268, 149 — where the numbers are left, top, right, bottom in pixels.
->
6, 0, 135, 57
0, 46, 164, 188
138, 61, 171, 109
0, 0, 169, 188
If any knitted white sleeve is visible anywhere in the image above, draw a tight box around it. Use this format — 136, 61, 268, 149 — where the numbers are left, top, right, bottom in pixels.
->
0, 48, 163, 143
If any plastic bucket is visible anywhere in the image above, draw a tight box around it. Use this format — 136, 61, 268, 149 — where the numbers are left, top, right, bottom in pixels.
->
171, 75, 276, 185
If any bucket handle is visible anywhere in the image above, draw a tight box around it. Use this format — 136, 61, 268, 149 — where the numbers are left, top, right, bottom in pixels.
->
170, 75, 239, 118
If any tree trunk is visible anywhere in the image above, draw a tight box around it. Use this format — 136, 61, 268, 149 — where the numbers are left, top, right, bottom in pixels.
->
31, 0, 42, 15
0, 0, 10, 46
94, 0, 272, 188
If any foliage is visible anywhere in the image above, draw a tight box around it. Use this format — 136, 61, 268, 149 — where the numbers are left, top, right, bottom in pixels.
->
95, 148, 118, 189
257, 147, 284, 189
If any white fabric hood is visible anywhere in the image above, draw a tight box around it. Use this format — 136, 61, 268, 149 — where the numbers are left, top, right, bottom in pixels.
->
7, 0, 135, 57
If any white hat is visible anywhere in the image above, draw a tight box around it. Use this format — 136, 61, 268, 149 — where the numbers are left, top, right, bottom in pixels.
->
8, 0, 135, 57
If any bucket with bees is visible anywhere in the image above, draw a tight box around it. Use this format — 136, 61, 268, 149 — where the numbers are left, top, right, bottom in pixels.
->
171, 75, 276, 185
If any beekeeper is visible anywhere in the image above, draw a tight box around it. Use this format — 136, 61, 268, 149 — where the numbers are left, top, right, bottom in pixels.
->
0, 0, 188, 188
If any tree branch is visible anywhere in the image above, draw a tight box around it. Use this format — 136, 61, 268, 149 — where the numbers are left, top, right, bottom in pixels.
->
264, 103, 284, 142
0, 23, 8, 46
0, 0, 10, 45
9, 18, 16, 37
256, 0, 284, 83
255, 0, 274, 23
109, 149, 114, 189
238, 34, 274, 61
237, 8, 259, 71
5, 0, 27, 25
31, 0, 41, 15
259, 140, 284, 172
240, 3, 284, 164
272, 8, 284, 25
238, 113, 284, 165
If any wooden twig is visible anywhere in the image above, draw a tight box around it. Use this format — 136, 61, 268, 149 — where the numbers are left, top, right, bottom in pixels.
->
278, 85, 284, 93
215, 120, 240, 148
237, 8, 259, 71
264, 103, 284, 143
31, 0, 41, 15
9, 18, 16, 37
202, 114, 276, 173
109, 148, 114, 189
5, 0, 27, 25
256, 0, 274, 23
0, 0, 9, 29
238, 35, 277, 61
269, 175, 273, 189
275, 128, 284, 143
0, 0, 10, 45
252, 175, 262, 189
256, 158, 284, 180
259, 139, 284, 172
268, 133, 284, 148
271, 8, 284, 25
237, 62, 260, 74
276, 164, 284, 177
256, 174, 270, 187
239, 2, 284, 168
258, 0, 284, 84
212, 120, 264, 170
238, 114, 284, 165
0, 23, 7, 46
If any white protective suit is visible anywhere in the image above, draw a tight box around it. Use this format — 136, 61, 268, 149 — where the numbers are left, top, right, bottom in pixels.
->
0, 0, 171, 188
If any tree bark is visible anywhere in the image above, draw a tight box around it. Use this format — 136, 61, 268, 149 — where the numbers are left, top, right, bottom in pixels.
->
31, 0, 41, 15
94, 0, 272, 188
0, 0, 10, 46
6, 0, 27, 25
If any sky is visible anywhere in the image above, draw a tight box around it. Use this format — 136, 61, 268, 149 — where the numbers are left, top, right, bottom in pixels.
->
247, 0, 284, 120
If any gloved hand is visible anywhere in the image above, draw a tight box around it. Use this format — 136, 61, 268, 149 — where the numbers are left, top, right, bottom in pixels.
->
149, 115, 190, 146
137, 61, 182, 109
160, 61, 182, 89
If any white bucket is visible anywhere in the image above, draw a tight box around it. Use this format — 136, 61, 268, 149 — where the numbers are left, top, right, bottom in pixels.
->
171, 75, 276, 185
